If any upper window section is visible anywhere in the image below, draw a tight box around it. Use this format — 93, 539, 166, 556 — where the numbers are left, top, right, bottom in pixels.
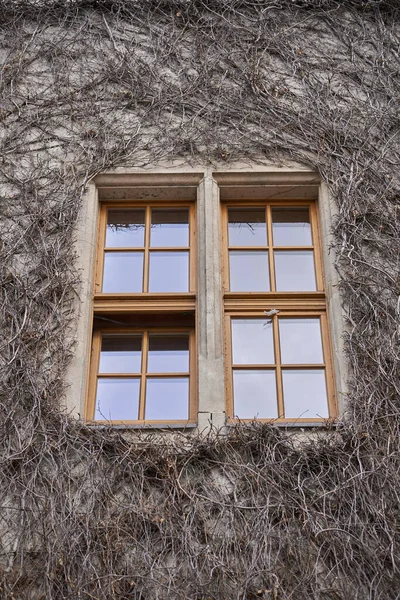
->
98, 204, 195, 294
224, 203, 320, 293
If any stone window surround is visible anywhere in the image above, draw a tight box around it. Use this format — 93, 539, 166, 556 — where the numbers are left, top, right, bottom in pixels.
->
66, 163, 347, 431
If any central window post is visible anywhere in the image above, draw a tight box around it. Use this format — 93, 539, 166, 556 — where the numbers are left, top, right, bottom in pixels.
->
196, 170, 226, 431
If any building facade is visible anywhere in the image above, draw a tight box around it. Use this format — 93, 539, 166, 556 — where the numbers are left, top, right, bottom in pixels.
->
0, 1, 399, 598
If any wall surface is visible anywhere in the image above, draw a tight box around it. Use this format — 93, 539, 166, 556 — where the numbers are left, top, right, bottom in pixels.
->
0, 1, 400, 598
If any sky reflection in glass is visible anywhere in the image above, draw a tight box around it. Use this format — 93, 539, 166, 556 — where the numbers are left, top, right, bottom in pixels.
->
228, 208, 267, 247
233, 370, 277, 419
149, 252, 188, 292
283, 369, 328, 418
272, 208, 312, 246
232, 319, 274, 364
274, 251, 316, 291
145, 378, 189, 420
99, 336, 142, 373
106, 209, 145, 248
95, 378, 140, 420
229, 251, 270, 291
103, 252, 143, 292
279, 318, 323, 364
150, 209, 189, 247
148, 335, 189, 372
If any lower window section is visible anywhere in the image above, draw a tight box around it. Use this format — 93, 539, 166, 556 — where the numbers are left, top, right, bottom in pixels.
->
87, 330, 195, 424
282, 369, 328, 419
233, 370, 278, 419
228, 315, 335, 422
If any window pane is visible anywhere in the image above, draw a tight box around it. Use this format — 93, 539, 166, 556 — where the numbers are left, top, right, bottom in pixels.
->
95, 378, 140, 420
279, 318, 323, 364
106, 209, 145, 248
231, 319, 274, 364
228, 208, 267, 247
283, 369, 328, 419
229, 251, 270, 292
272, 208, 312, 246
150, 209, 189, 247
145, 378, 189, 420
103, 252, 143, 292
233, 370, 278, 419
99, 336, 142, 373
274, 251, 316, 291
149, 251, 189, 292
148, 335, 189, 373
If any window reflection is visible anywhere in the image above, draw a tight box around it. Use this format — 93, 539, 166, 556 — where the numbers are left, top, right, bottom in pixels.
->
148, 335, 189, 372
279, 319, 323, 364
145, 378, 189, 420
231, 319, 274, 364
95, 378, 140, 420
229, 251, 270, 291
106, 209, 145, 248
99, 335, 142, 373
233, 370, 278, 419
103, 252, 144, 292
150, 209, 189, 247
274, 251, 316, 291
149, 251, 189, 292
228, 208, 267, 247
272, 208, 312, 246
282, 369, 328, 418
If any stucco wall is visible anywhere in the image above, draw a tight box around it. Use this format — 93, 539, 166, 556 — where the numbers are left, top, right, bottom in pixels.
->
1, 1, 399, 598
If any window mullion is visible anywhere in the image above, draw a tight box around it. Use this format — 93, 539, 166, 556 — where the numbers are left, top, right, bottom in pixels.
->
143, 205, 151, 292
266, 204, 276, 292
138, 331, 148, 420
272, 315, 284, 419
197, 172, 226, 427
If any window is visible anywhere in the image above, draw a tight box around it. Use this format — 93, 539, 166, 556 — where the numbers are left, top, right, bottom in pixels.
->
85, 201, 197, 424
77, 169, 342, 428
87, 330, 196, 423
222, 201, 337, 423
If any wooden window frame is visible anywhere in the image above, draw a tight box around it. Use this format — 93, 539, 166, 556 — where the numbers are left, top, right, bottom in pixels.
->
85, 199, 197, 425
94, 201, 197, 312
221, 198, 338, 423
86, 327, 197, 425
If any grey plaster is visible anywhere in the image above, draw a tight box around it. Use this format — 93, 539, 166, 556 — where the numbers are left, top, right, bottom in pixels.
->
318, 182, 349, 415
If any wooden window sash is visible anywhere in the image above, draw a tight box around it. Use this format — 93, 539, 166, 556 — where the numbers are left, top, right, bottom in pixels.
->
96, 202, 196, 295
87, 327, 196, 424
222, 199, 337, 422
88, 198, 197, 426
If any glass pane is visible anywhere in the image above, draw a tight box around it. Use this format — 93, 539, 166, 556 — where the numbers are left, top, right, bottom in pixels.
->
149, 252, 188, 292
274, 251, 316, 291
233, 370, 278, 419
231, 319, 274, 365
95, 378, 140, 420
229, 251, 270, 292
148, 335, 189, 373
272, 208, 312, 246
228, 208, 267, 247
283, 369, 328, 418
103, 252, 143, 292
150, 209, 189, 247
279, 319, 323, 364
145, 378, 189, 420
106, 209, 145, 248
99, 336, 142, 373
